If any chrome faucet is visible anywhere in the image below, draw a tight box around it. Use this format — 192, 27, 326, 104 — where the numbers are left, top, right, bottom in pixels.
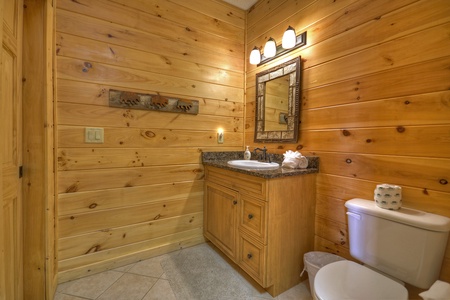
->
253, 146, 269, 162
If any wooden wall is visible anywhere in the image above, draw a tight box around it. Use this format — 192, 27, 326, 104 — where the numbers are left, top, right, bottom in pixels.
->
54, 0, 450, 292
246, 0, 450, 289
55, 0, 245, 282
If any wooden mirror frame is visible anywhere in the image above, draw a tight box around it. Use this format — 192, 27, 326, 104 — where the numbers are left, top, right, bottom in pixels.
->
254, 56, 301, 143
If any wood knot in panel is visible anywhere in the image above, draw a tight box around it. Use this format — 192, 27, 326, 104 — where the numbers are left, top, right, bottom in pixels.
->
97, 88, 107, 98
396, 126, 405, 133
65, 182, 79, 193
89, 203, 97, 209
141, 130, 156, 138
296, 145, 303, 150
346, 158, 352, 164
85, 245, 101, 254
440, 179, 448, 185
342, 129, 351, 136
82, 61, 93, 73
122, 110, 135, 119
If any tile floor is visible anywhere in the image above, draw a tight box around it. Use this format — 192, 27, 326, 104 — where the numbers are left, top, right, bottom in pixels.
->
54, 243, 313, 300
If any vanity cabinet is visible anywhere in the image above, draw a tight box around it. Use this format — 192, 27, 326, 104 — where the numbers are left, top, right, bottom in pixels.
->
203, 165, 316, 297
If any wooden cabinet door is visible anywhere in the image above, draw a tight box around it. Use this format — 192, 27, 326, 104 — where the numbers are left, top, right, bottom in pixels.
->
204, 181, 239, 261
0, 0, 23, 299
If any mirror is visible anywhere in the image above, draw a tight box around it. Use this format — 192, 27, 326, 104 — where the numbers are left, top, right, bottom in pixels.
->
255, 56, 301, 142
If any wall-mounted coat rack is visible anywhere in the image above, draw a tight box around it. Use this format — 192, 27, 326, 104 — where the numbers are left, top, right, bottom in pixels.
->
109, 89, 199, 115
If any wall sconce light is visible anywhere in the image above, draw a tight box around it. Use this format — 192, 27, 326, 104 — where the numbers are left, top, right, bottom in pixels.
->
249, 26, 307, 66
217, 128, 224, 144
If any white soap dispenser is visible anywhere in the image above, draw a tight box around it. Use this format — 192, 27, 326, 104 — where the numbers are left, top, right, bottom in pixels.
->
244, 146, 251, 160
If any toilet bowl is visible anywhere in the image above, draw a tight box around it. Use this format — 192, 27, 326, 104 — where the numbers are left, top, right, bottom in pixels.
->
311, 198, 450, 299
314, 260, 407, 300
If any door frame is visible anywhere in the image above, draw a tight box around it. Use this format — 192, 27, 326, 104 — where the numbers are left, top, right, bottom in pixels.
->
22, 0, 56, 299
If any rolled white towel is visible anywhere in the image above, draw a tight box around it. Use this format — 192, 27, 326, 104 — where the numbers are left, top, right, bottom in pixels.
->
282, 150, 308, 169
297, 156, 308, 169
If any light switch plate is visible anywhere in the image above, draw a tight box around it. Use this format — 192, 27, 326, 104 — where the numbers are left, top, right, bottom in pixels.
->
85, 127, 104, 143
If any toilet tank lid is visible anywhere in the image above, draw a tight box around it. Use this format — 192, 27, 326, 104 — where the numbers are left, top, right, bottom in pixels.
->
345, 198, 450, 232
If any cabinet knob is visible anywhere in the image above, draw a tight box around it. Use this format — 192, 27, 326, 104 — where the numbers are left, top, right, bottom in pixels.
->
247, 253, 253, 259
248, 214, 253, 220
233, 200, 238, 205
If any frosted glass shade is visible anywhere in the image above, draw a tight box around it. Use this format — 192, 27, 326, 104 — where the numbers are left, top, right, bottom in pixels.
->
264, 38, 277, 58
282, 26, 296, 49
249, 46, 261, 65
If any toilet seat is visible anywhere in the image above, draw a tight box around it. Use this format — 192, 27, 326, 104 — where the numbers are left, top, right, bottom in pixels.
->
314, 261, 408, 300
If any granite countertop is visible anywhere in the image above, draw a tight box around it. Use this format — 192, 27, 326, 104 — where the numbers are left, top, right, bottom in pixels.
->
202, 151, 319, 179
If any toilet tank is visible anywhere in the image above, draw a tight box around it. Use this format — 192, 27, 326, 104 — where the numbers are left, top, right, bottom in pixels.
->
345, 198, 450, 289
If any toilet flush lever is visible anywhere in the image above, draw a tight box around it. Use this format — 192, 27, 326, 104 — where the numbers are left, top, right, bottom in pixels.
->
346, 212, 361, 220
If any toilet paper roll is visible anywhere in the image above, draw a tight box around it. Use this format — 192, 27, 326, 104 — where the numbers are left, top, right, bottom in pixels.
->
419, 280, 450, 300
374, 184, 402, 210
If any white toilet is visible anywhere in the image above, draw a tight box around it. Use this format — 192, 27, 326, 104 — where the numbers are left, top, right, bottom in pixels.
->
314, 198, 450, 300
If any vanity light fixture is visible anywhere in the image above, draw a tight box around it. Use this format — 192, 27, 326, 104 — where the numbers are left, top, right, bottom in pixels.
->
282, 26, 296, 49
249, 27, 307, 66
249, 46, 261, 65
263, 37, 277, 58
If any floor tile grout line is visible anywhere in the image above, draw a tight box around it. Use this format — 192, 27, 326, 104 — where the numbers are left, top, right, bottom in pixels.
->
93, 270, 126, 300
140, 278, 163, 300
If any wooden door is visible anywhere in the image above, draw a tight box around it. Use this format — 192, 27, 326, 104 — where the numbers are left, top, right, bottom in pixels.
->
204, 181, 239, 261
0, 0, 23, 299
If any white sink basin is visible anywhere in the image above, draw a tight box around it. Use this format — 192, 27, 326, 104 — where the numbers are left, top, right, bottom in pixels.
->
227, 160, 279, 170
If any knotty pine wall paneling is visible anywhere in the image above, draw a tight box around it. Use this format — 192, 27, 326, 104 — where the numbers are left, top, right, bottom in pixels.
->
246, 0, 450, 292
56, 0, 245, 282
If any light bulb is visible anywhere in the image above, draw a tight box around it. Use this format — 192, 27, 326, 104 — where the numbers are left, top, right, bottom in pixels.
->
264, 37, 277, 58
282, 26, 296, 49
249, 46, 261, 65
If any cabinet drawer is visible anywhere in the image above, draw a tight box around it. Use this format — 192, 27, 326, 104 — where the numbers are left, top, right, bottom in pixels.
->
205, 166, 266, 200
240, 196, 267, 243
239, 234, 267, 287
